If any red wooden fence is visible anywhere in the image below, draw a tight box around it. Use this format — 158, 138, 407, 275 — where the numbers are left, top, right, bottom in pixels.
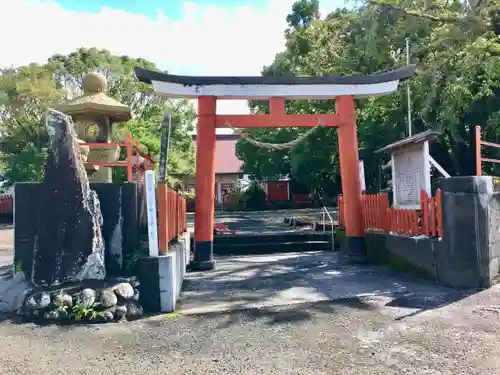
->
157, 184, 187, 254
0, 195, 13, 215
338, 189, 442, 237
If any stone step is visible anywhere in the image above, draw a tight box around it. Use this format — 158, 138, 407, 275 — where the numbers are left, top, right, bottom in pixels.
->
212, 233, 332, 245
213, 240, 334, 256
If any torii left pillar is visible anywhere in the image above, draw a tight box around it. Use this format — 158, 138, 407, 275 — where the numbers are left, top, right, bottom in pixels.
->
191, 96, 217, 271
336, 95, 365, 259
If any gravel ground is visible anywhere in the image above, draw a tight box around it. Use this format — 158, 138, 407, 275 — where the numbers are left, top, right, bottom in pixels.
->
1, 250, 499, 375
0, 288, 500, 375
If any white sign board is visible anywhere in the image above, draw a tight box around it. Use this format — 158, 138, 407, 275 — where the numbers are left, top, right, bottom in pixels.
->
391, 141, 431, 209
145, 170, 159, 257
359, 160, 366, 192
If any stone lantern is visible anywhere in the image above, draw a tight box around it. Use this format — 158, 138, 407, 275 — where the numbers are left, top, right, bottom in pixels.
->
55, 72, 132, 182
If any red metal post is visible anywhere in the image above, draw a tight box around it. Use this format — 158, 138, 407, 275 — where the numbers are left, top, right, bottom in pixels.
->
436, 189, 443, 237
476, 125, 482, 176
126, 132, 133, 182
157, 184, 168, 254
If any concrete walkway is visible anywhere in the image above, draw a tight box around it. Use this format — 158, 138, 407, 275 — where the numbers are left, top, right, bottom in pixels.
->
187, 208, 336, 235
177, 251, 463, 317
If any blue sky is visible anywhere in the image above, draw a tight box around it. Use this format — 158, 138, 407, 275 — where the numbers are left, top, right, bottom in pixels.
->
54, 0, 272, 20
2, 0, 345, 74
0, 0, 345, 117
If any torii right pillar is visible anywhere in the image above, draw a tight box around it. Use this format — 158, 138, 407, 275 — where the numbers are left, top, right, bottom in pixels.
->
336, 95, 365, 258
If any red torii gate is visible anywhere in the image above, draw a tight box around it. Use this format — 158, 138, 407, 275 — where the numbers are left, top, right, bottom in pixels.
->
135, 66, 417, 271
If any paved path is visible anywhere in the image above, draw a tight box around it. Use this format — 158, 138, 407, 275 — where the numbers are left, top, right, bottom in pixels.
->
0, 251, 498, 374
177, 251, 463, 315
187, 208, 336, 235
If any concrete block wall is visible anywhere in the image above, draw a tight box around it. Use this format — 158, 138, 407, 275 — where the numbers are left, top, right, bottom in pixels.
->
440, 176, 500, 288
138, 232, 190, 313
365, 232, 440, 282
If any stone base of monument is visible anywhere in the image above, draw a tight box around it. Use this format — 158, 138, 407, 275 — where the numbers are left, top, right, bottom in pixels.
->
0, 272, 32, 314
138, 233, 191, 313
17, 276, 144, 324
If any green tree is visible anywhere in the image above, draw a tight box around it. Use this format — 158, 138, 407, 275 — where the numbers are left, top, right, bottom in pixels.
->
0, 48, 195, 185
236, 0, 500, 197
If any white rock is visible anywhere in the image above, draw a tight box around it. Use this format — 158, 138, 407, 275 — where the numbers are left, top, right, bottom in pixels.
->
113, 282, 134, 299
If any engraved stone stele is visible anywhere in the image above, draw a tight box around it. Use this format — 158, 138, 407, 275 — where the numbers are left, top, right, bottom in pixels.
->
31, 110, 106, 286
54, 72, 132, 183
375, 130, 440, 209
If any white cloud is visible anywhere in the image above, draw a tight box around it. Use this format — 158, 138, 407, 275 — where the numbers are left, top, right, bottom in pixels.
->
0, 0, 340, 121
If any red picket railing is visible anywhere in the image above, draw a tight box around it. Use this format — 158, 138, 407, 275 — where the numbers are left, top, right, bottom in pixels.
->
0, 195, 13, 214
419, 189, 443, 237
386, 207, 421, 235
81, 132, 155, 183
360, 193, 390, 231
157, 183, 187, 254
338, 189, 442, 237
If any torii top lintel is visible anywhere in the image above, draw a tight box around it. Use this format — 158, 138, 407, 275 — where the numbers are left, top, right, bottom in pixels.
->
134, 65, 417, 100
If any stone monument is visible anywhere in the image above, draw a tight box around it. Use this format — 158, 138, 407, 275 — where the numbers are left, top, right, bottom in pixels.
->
31, 110, 106, 286
3, 110, 146, 323
375, 130, 449, 209
54, 72, 132, 182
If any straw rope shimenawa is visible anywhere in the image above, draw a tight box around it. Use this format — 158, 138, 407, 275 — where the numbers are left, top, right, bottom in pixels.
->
54, 72, 132, 122
224, 120, 324, 151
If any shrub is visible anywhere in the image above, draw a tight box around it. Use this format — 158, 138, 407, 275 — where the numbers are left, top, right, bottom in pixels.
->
243, 182, 267, 210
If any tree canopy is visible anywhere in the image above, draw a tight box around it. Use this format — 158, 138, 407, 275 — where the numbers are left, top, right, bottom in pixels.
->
0, 47, 195, 187
1, 1, 500, 197
236, 0, 500, 197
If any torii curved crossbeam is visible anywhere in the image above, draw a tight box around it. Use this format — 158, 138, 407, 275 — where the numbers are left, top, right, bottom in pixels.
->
134, 65, 417, 99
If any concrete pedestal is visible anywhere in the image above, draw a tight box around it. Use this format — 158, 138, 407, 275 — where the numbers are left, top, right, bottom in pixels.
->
138, 233, 191, 313
440, 176, 500, 288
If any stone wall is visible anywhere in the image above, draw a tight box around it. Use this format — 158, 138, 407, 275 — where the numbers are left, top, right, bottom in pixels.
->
364, 176, 500, 289
365, 232, 440, 281
14, 182, 139, 278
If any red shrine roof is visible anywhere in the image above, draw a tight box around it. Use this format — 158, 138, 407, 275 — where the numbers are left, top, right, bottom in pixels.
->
192, 134, 243, 174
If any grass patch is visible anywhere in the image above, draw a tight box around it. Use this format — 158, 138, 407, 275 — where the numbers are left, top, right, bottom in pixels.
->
162, 312, 184, 319
122, 233, 149, 273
